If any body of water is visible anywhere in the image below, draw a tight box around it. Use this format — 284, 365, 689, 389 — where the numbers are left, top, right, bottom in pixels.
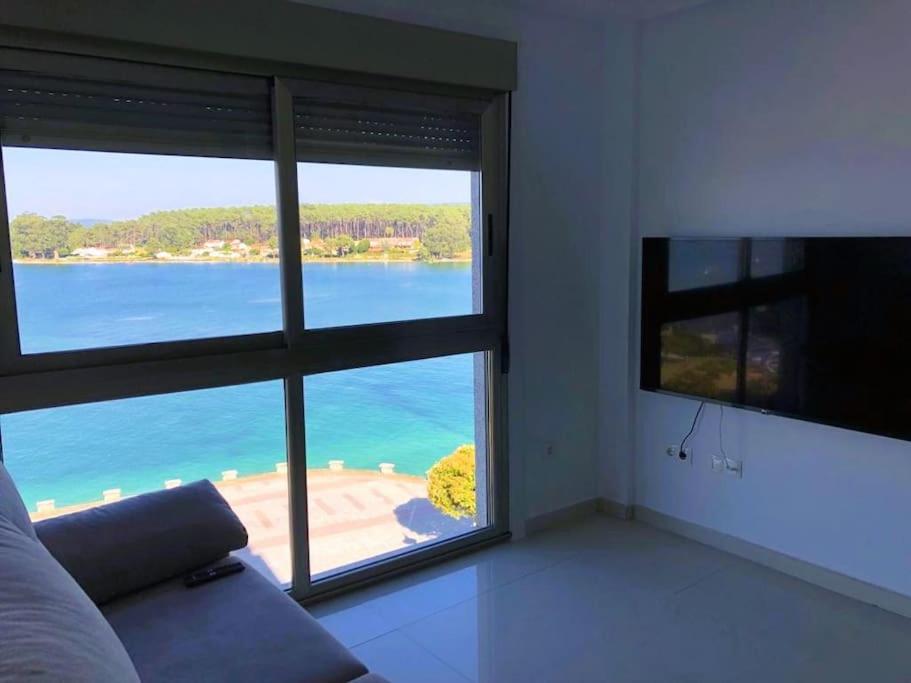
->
3, 262, 479, 510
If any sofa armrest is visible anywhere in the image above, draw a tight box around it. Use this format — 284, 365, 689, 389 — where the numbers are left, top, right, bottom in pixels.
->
35, 480, 247, 604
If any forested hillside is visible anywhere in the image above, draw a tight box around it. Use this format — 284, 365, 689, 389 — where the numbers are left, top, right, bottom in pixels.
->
9, 204, 472, 260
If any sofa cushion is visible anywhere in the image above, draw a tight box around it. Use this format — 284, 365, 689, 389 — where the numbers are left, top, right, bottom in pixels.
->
0, 516, 140, 682
103, 558, 368, 683
36, 479, 248, 604
0, 463, 37, 541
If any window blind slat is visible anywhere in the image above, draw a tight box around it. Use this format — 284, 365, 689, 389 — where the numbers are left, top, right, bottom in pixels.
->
293, 91, 482, 171
0, 69, 273, 159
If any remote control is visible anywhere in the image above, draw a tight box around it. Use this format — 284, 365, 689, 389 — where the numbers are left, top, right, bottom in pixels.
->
184, 562, 245, 587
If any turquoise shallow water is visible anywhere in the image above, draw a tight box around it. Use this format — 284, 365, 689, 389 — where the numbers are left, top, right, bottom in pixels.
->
2, 262, 478, 510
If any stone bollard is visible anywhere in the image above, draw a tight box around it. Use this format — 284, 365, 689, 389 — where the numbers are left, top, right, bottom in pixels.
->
221, 470, 238, 481
164, 479, 181, 489
328, 460, 344, 472
275, 463, 287, 474
103, 489, 121, 503
36, 500, 55, 514
378, 463, 395, 475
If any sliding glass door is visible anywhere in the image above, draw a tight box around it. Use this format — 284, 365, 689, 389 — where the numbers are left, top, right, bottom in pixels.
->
0, 52, 509, 599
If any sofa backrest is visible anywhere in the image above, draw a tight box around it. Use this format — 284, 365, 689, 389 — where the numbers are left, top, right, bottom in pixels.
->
0, 464, 141, 681
0, 463, 37, 541
0, 515, 141, 681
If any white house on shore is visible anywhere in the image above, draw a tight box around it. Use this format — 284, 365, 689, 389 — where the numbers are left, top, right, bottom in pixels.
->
72, 247, 110, 258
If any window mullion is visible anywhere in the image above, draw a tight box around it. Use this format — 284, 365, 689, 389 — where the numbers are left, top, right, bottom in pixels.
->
272, 77, 311, 595
273, 77, 304, 343
0, 145, 22, 374
481, 94, 509, 332
481, 94, 510, 536
284, 374, 311, 599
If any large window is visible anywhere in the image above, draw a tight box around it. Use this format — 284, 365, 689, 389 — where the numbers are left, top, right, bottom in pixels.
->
0, 55, 508, 600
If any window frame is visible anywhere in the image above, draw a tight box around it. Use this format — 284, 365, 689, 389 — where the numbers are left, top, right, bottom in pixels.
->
0, 51, 510, 601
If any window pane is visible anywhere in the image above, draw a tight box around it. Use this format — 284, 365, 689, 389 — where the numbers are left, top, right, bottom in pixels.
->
0, 381, 292, 587
3, 148, 280, 353
297, 164, 481, 328
304, 353, 488, 579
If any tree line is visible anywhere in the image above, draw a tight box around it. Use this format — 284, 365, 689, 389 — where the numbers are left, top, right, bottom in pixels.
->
9, 203, 472, 260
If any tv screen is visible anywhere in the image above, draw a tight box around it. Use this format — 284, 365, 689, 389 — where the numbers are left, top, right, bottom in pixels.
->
640, 237, 911, 441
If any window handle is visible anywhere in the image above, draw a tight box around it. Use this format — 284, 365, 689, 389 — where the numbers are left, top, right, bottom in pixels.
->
487, 214, 494, 257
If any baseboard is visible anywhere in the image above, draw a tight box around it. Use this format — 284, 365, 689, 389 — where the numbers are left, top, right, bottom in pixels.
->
597, 498, 634, 520
525, 498, 600, 535
635, 505, 911, 620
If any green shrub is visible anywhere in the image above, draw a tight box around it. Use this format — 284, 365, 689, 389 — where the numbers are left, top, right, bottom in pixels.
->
355, 238, 371, 253
421, 219, 470, 259
427, 444, 476, 519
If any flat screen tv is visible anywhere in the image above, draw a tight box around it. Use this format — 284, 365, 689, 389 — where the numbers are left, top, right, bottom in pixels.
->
640, 237, 911, 441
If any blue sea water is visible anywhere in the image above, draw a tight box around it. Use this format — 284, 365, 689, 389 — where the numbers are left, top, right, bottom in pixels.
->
2, 262, 478, 510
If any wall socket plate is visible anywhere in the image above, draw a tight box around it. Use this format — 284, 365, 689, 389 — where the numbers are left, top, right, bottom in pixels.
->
724, 457, 743, 478
667, 445, 693, 465
711, 455, 742, 478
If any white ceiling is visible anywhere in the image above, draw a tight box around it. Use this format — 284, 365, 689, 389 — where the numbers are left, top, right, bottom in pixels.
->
506, 0, 712, 19
603, 0, 712, 18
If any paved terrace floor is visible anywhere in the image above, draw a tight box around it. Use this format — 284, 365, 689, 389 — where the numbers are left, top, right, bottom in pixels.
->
224, 469, 475, 584
32, 469, 475, 586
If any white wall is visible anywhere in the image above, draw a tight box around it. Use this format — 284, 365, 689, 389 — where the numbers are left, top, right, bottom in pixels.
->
632, 0, 911, 596
598, 21, 639, 507
298, 1, 638, 530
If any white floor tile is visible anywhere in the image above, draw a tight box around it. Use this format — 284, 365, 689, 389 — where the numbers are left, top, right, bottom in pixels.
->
400, 558, 672, 682
313, 526, 578, 641
309, 599, 393, 649
316, 517, 911, 683
352, 631, 471, 683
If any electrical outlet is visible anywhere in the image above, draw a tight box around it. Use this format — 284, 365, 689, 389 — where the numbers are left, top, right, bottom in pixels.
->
679, 446, 693, 465
724, 457, 743, 478
666, 445, 693, 465
711, 455, 725, 473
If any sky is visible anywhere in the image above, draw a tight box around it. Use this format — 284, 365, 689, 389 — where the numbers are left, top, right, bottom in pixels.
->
2, 147, 472, 221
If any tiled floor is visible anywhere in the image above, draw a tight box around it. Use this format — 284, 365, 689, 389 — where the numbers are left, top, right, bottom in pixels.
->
309, 516, 911, 683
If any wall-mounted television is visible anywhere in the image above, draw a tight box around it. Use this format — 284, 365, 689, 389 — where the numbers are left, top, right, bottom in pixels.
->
640, 237, 911, 441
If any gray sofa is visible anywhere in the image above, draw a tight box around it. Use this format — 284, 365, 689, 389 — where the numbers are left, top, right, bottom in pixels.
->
0, 464, 389, 682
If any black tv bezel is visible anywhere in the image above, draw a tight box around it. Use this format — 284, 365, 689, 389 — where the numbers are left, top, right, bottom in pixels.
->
639, 235, 911, 444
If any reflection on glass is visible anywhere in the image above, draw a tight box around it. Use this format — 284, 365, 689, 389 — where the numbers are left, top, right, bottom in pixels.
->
668, 239, 741, 292
3, 147, 280, 353
746, 298, 806, 408
297, 164, 481, 328
0, 382, 291, 586
304, 353, 488, 579
750, 239, 805, 279
660, 313, 741, 401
